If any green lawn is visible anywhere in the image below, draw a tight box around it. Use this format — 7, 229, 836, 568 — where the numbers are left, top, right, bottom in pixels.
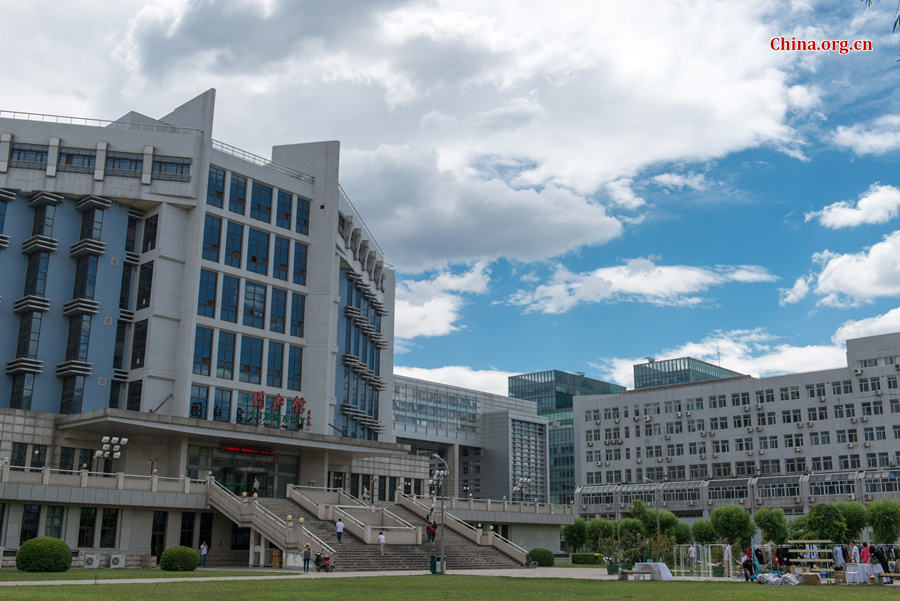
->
0, 575, 897, 601
0, 568, 275, 581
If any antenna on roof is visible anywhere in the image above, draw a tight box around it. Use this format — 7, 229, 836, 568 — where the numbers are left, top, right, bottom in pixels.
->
716, 344, 721, 366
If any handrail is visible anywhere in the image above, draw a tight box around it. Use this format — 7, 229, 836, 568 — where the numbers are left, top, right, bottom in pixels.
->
254, 500, 286, 527
382, 509, 414, 528
333, 506, 366, 529
338, 184, 383, 256
492, 531, 527, 554
302, 525, 334, 554
0, 109, 203, 136
212, 139, 314, 185
399, 494, 477, 535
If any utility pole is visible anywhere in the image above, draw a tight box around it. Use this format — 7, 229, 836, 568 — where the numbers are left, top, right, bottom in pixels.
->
431, 453, 450, 574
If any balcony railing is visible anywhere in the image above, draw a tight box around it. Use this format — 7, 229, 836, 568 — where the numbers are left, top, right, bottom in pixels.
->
211, 139, 314, 185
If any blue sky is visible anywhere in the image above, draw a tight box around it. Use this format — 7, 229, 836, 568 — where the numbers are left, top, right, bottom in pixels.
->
4, 1, 900, 394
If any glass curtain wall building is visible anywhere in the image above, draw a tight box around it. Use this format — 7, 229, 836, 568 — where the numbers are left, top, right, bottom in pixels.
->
633, 357, 743, 390
509, 370, 624, 504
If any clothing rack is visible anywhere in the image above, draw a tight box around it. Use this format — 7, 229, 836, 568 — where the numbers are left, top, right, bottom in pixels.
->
787, 539, 833, 583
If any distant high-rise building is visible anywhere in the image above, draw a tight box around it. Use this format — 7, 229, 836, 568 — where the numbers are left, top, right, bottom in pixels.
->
509, 370, 624, 504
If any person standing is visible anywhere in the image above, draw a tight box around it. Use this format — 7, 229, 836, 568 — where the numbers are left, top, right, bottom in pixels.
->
363, 486, 371, 504
252, 477, 260, 495
860, 543, 871, 564
688, 543, 697, 571
336, 518, 344, 544
378, 531, 386, 556
724, 544, 733, 578
199, 541, 208, 567
302, 543, 311, 573
850, 541, 861, 564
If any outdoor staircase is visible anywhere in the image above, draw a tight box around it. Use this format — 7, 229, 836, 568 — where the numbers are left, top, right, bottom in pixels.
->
255, 498, 521, 571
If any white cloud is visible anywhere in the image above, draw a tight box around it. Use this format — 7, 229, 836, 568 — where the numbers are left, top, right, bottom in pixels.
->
508, 258, 777, 314
812, 231, 900, 306
393, 365, 514, 396
651, 172, 708, 191
786, 84, 822, 114
591, 328, 846, 389
832, 307, 900, 344
606, 178, 646, 209
833, 115, 900, 155
805, 183, 900, 229
395, 262, 490, 340
779, 275, 811, 305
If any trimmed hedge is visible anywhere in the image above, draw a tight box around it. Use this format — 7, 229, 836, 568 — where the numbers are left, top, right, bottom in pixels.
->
160, 546, 201, 571
527, 547, 555, 567
16, 537, 72, 572
571, 553, 600, 564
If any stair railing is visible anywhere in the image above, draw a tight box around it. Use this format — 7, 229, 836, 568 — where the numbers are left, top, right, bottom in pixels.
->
397, 493, 481, 544
489, 531, 528, 565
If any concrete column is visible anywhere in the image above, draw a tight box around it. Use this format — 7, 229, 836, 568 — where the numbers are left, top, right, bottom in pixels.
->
46, 137, 59, 177
93, 141, 106, 180
141, 145, 153, 185
0, 133, 11, 172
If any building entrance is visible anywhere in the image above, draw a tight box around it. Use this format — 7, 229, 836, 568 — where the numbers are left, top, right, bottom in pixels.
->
220, 467, 269, 497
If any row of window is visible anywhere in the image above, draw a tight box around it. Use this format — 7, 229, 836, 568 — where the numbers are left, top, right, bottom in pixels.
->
202, 216, 308, 284
8, 143, 191, 181
197, 270, 305, 336
191, 326, 303, 391
188, 385, 307, 429
206, 166, 310, 234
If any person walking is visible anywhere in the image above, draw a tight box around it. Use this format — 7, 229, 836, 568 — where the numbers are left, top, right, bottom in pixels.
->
199, 541, 208, 567
426, 521, 437, 544
363, 486, 371, 504
302, 543, 311, 573
336, 518, 344, 544
378, 531, 386, 556
724, 543, 733, 578
850, 541, 861, 564
251, 477, 260, 495
687, 543, 697, 571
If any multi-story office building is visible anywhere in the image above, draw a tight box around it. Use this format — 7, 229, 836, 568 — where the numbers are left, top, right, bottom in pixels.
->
574, 332, 900, 519
633, 356, 743, 390
0, 91, 432, 557
509, 370, 624, 504
392, 375, 549, 503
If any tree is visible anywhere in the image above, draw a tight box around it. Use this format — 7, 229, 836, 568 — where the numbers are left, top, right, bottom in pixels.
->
710, 505, 756, 548
862, 0, 900, 34
834, 501, 867, 541
692, 519, 716, 544
788, 515, 809, 540
562, 517, 588, 553
617, 518, 646, 564
865, 498, 900, 544
754, 507, 788, 544
672, 521, 692, 545
586, 518, 615, 552
806, 504, 846, 542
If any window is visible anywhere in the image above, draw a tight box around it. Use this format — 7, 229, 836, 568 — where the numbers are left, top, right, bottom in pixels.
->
60, 375, 86, 414
192, 327, 213, 376
713, 462, 732, 477
270, 288, 286, 333
267, 342, 283, 388
11, 374, 35, 410
142, 215, 158, 253
273, 236, 290, 280
23, 251, 50, 296
832, 380, 853, 395
287, 346, 303, 391
107, 151, 143, 178
16, 312, 42, 359
100, 508, 118, 547
243, 282, 266, 328
32, 203, 56, 237
247, 228, 269, 275
217, 331, 236, 379
811, 456, 833, 471
276, 190, 292, 228
20, 504, 41, 544
250, 181, 272, 222
290, 293, 305, 337
239, 336, 263, 384
10, 143, 48, 169
810, 431, 830, 445
229, 174, 247, 214
180, 512, 196, 547
835, 403, 856, 418
293, 241, 307, 285
236, 391, 257, 425
0, 199, 6, 233
759, 435, 778, 449
295, 196, 310, 235
119, 265, 133, 309
837, 429, 858, 443
113, 321, 128, 369
80, 208, 104, 240
214, 389, 231, 422
190, 384, 209, 419
888, 375, 898, 390
220, 276, 239, 322
109, 381, 123, 409
198, 270, 217, 317
131, 320, 148, 368
152, 156, 191, 181
759, 459, 780, 474
72, 255, 99, 299
807, 406, 827, 421
839, 454, 861, 470
136, 262, 154, 309
207, 166, 225, 208
225, 221, 243, 267
781, 409, 801, 423
78, 507, 97, 547
892, 398, 900, 414
58, 447, 76, 472
202, 215, 221, 261
44, 505, 64, 538
126, 380, 143, 411
785, 458, 806, 473
784, 433, 803, 448
58, 147, 96, 173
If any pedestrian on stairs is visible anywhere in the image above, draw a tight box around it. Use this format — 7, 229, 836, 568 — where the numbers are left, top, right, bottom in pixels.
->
303, 543, 311, 573
336, 518, 344, 544
426, 521, 437, 544
363, 486, 370, 503
378, 531, 386, 556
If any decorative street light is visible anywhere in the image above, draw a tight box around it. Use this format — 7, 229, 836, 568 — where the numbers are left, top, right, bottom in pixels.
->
644, 475, 667, 562
94, 436, 128, 473
512, 477, 532, 502
430, 453, 449, 574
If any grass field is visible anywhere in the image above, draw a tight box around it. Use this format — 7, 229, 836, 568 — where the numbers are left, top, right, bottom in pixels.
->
0, 574, 897, 601
0, 568, 274, 581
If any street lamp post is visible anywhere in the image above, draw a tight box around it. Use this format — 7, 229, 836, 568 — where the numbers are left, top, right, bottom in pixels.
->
644, 476, 665, 562
430, 453, 449, 574
512, 477, 532, 502
94, 435, 128, 473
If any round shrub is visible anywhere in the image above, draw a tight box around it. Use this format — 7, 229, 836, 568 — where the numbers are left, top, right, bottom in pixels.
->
16, 537, 72, 572
527, 547, 555, 567
160, 546, 201, 571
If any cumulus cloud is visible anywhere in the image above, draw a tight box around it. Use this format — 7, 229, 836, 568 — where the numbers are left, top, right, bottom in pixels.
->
832, 307, 900, 344
606, 178, 646, 210
393, 365, 514, 396
394, 262, 490, 340
591, 328, 846, 389
833, 115, 900, 156
812, 231, 900, 306
779, 275, 811, 305
508, 258, 777, 314
805, 183, 900, 229
652, 172, 708, 191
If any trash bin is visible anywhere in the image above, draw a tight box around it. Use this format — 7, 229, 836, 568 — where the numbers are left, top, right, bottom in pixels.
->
272, 549, 282, 569
712, 566, 725, 577
430, 555, 443, 574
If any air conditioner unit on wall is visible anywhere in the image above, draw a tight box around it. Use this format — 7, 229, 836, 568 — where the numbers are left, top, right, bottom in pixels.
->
84, 555, 100, 569
587, 441, 593, 447
796, 422, 803, 429
110, 554, 125, 568
686, 411, 692, 416
676, 412, 682, 418
819, 397, 826, 403
644, 415, 651, 422
743, 406, 750, 413
850, 417, 858, 423
855, 368, 864, 375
